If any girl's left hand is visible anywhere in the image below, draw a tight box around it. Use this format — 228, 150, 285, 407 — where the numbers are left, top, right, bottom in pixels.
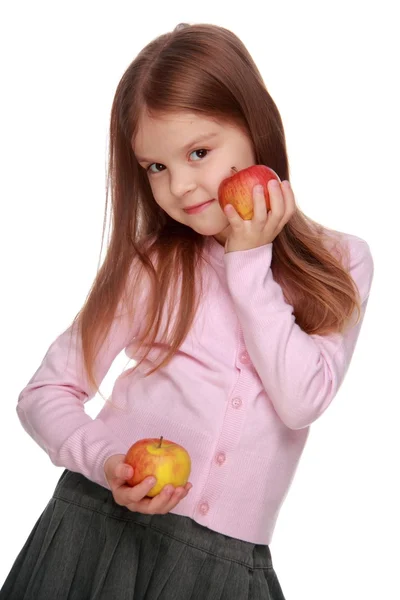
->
223, 179, 296, 253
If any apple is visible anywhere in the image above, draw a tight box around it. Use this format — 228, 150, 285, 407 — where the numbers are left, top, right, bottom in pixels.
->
124, 436, 191, 497
218, 165, 281, 220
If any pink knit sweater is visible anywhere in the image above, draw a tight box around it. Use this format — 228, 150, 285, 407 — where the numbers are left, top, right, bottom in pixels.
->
16, 233, 374, 544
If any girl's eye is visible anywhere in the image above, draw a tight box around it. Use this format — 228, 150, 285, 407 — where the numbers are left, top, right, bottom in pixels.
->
146, 149, 209, 174
147, 163, 165, 174
189, 149, 209, 161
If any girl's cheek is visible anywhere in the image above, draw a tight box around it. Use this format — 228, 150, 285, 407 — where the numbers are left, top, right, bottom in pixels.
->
149, 180, 162, 202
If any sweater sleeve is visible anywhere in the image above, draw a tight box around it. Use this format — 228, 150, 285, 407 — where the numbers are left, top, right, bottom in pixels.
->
224, 237, 374, 430
16, 295, 140, 489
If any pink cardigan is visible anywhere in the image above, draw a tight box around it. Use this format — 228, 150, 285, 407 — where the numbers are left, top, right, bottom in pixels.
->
16, 233, 374, 544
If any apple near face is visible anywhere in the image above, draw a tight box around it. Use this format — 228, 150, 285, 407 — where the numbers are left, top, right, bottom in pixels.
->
218, 165, 281, 220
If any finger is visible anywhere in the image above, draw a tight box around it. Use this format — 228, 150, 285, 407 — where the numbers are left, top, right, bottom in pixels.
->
154, 486, 184, 514
161, 486, 188, 513
115, 462, 133, 481
127, 488, 177, 515
108, 463, 134, 495
161, 482, 193, 513
268, 180, 285, 220
126, 482, 192, 515
149, 482, 192, 515
282, 180, 297, 219
108, 465, 132, 491
252, 184, 268, 223
126, 484, 175, 515
114, 476, 156, 506
223, 204, 244, 229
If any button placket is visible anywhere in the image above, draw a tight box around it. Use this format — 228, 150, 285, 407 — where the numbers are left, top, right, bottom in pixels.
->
199, 501, 209, 515
239, 350, 251, 364
197, 331, 249, 521
232, 397, 242, 409
216, 452, 226, 465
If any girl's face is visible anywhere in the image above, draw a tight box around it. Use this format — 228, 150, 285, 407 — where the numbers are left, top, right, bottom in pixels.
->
132, 111, 256, 244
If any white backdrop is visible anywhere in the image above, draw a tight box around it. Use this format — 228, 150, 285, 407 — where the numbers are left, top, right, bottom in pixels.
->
1, 1, 398, 597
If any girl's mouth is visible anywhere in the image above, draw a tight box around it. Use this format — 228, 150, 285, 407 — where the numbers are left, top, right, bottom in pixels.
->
183, 199, 215, 214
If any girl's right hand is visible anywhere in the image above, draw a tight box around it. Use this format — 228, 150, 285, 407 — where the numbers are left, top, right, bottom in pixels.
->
104, 454, 192, 515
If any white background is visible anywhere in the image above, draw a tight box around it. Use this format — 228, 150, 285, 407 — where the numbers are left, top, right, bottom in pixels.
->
1, 1, 399, 597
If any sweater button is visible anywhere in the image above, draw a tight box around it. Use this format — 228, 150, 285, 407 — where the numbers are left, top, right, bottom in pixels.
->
199, 501, 209, 515
239, 351, 251, 364
216, 452, 226, 465
232, 397, 242, 409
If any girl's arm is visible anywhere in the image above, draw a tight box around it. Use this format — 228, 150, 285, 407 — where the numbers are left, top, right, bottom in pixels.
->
225, 236, 374, 429
16, 296, 139, 489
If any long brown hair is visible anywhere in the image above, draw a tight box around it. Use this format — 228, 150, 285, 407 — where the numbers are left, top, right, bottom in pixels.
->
70, 23, 362, 396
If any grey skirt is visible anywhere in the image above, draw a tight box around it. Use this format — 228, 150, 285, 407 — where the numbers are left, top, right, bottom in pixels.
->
0, 469, 286, 600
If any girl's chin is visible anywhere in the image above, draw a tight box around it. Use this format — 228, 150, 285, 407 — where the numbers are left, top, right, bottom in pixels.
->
193, 224, 229, 241
187, 215, 230, 237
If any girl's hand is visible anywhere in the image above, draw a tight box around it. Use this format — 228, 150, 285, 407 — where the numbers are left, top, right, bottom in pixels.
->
223, 179, 296, 253
104, 454, 192, 515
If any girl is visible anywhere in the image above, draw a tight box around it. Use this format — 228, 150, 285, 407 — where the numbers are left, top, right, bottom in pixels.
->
1, 22, 374, 600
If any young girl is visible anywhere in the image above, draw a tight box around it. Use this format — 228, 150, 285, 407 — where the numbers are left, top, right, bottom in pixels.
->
1, 22, 374, 600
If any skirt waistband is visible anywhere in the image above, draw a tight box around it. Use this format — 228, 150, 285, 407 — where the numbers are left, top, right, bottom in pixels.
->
53, 469, 273, 570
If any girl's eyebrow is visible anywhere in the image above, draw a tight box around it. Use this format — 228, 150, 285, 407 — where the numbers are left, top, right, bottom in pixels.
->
135, 131, 219, 163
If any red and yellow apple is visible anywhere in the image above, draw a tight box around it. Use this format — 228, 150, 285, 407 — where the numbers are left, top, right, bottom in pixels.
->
124, 436, 191, 497
218, 165, 281, 220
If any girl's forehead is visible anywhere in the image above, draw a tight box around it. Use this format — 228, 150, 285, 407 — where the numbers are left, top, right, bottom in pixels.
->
132, 111, 225, 158
135, 110, 221, 135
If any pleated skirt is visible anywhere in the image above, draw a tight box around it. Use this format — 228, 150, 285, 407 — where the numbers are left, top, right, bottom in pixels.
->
0, 469, 286, 600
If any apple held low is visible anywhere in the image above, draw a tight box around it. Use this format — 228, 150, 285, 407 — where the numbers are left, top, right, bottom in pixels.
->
124, 436, 192, 498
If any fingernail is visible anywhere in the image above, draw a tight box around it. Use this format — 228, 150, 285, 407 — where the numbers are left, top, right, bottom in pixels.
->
270, 180, 279, 188
254, 184, 263, 193
148, 477, 156, 486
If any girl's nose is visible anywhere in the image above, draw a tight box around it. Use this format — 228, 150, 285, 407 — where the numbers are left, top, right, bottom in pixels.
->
169, 172, 197, 198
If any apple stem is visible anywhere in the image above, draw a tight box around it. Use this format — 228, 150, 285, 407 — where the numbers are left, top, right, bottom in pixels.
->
231, 166, 238, 173
158, 436, 163, 448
